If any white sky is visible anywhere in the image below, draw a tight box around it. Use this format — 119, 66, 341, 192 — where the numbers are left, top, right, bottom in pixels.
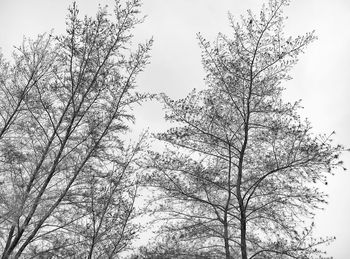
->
0, 0, 349, 257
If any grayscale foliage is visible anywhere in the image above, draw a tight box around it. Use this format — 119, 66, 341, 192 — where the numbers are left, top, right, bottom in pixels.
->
143, 0, 344, 258
0, 0, 151, 258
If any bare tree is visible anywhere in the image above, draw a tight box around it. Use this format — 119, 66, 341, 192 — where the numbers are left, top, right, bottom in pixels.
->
146, 0, 344, 258
26, 133, 148, 259
0, 0, 151, 258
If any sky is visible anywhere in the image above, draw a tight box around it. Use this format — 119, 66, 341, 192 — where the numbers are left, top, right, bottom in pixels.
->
0, 0, 349, 257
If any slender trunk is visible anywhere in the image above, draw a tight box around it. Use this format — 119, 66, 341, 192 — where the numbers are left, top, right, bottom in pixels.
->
238, 199, 248, 259
223, 144, 233, 259
236, 37, 256, 259
2, 227, 22, 259
223, 221, 231, 259
1, 225, 15, 259
87, 239, 95, 259
237, 122, 250, 259
237, 174, 248, 259
237, 132, 249, 259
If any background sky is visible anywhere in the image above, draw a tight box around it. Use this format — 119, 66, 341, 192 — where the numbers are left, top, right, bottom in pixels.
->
0, 0, 349, 257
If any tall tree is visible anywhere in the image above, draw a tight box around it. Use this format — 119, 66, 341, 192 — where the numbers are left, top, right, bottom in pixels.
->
147, 0, 344, 258
0, 0, 151, 258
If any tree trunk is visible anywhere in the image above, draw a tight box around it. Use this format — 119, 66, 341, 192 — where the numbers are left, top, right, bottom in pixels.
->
223, 221, 231, 259
239, 205, 248, 259
223, 144, 233, 259
2, 225, 14, 258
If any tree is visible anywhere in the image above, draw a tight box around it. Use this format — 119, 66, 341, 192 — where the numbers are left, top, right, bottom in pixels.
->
27, 133, 149, 259
147, 0, 344, 258
0, 0, 151, 258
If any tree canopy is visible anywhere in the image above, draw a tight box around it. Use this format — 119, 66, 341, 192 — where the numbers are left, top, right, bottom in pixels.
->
0, 0, 151, 258
144, 0, 344, 258
0, 0, 346, 258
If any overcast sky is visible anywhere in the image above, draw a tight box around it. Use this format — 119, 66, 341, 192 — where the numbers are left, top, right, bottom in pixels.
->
1, 0, 349, 257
